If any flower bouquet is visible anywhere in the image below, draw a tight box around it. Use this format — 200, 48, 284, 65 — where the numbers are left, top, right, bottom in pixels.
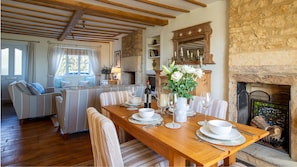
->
162, 61, 204, 122
162, 61, 204, 99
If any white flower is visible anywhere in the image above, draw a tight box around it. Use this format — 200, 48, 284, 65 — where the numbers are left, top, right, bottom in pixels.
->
162, 61, 204, 99
171, 71, 183, 82
195, 68, 204, 78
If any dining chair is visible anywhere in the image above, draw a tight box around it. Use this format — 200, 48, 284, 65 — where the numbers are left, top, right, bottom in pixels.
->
99, 90, 132, 143
86, 107, 168, 167
189, 96, 228, 119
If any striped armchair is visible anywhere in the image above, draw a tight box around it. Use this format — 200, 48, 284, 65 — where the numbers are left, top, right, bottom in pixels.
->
8, 81, 60, 122
55, 84, 145, 135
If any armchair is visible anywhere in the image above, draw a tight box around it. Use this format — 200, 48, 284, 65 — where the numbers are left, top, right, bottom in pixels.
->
8, 81, 61, 122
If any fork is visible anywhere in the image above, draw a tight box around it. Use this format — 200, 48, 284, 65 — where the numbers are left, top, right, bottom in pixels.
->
196, 136, 227, 152
142, 121, 164, 129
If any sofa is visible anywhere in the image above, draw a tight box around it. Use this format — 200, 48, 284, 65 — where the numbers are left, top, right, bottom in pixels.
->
55, 84, 145, 135
8, 81, 61, 122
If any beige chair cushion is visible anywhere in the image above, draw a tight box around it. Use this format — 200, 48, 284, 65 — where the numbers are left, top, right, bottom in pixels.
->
86, 107, 168, 167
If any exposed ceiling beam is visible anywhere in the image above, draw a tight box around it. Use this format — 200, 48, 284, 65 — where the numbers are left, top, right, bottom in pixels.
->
41, 0, 168, 26
97, 0, 176, 18
136, 0, 190, 13
184, 0, 207, 7
59, 10, 84, 41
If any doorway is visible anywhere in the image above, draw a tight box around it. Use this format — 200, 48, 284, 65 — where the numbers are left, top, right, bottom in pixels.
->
1, 43, 27, 102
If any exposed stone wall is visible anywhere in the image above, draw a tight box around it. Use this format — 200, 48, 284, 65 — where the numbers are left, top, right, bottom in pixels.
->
228, 0, 297, 161
121, 30, 144, 84
229, 0, 297, 67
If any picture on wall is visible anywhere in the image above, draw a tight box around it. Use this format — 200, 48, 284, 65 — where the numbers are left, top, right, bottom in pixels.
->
114, 50, 121, 67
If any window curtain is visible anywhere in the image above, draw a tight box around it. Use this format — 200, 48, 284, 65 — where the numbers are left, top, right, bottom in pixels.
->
27, 42, 36, 82
47, 44, 64, 87
89, 47, 101, 86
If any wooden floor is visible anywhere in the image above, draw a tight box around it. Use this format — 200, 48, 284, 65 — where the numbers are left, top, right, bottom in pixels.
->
1, 103, 93, 166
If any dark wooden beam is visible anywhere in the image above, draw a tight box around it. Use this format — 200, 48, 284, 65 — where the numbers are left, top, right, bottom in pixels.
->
184, 0, 207, 7
59, 10, 83, 41
44, 0, 168, 26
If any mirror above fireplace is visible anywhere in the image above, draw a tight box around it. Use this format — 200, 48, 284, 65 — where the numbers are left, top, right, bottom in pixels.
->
172, 22, 215, 65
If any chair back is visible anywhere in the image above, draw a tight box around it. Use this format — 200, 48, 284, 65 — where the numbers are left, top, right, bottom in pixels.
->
207, 99, 228, 119
99, 90, 130, 116
190, 96, 228, 119
86, 107, 124, 167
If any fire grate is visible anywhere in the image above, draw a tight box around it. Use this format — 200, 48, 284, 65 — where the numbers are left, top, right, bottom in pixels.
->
251, 99, 289, 151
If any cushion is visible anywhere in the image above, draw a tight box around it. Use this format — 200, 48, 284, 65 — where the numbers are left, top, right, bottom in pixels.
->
16, 82, 32, 95
30, 82, 45, 94
27, 83, 41, 95
78, 80, 90, 87
61, 81, 71, 88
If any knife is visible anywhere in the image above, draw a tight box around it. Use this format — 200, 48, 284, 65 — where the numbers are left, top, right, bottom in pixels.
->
232, 125, 256, 136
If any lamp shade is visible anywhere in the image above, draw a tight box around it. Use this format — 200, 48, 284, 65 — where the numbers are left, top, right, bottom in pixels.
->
111, 67, 121, 73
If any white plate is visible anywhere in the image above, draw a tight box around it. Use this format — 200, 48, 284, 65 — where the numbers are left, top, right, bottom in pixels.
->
167, 108, 196, 116
196, 130, 246, 146
132, 113, 161, 122
200, 125, 242, 141
125, 101, 142, 106
129, 113, 163, 125
127, 107, 138, 111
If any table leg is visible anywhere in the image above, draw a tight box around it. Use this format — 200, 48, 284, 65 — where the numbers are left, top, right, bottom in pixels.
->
169, 152, 186, 166
224, 153, 236, 166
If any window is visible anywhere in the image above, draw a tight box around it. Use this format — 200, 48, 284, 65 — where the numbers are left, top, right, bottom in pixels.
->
56, 49, 91, 76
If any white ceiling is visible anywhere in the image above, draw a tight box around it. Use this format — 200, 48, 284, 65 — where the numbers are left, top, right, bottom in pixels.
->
1, 0, 220, 43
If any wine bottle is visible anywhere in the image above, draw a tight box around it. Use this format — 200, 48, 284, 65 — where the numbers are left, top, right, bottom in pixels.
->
144, 80, 151, 108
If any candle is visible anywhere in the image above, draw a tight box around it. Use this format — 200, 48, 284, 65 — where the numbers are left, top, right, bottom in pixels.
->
160, 93, 168, 107
174, 51, 177, 58
197, 49, 200, 57
200, 56, 203, 67
187, 50, 189, 56
181, 47, 183, 57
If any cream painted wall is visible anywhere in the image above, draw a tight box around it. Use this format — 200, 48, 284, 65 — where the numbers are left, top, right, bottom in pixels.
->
1, 33, 111, 87
144, 0, 227, 100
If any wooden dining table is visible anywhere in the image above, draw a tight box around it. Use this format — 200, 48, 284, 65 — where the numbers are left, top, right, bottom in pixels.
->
102, 102, 269, 167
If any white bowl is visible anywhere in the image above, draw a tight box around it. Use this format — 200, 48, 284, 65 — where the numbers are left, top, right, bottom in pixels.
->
130, 97, 141, 104
138, 108, 155, 119
208, 120, 232, 135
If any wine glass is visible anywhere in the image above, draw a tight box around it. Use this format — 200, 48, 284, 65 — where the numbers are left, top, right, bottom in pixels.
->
198, 92, 211, 126
165, 93, 181, 129
129, 86, 136, 97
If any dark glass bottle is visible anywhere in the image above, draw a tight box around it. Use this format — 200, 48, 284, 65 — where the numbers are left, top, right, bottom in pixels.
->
144, 80, 151, 108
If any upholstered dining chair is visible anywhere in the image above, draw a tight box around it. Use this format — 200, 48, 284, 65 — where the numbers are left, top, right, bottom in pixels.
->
86, 107, 168, 167
189, 97, 248, 167
189, 96, 228, 119
99, 90, 132, 143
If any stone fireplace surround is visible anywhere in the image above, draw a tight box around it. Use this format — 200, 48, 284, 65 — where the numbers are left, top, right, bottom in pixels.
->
228, 66, 297, 166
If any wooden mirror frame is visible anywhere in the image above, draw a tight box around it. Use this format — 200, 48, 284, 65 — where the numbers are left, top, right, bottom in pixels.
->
172, 22, 215, 65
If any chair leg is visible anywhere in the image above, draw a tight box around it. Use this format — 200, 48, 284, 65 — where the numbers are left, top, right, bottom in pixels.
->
19, 119, 24, 125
